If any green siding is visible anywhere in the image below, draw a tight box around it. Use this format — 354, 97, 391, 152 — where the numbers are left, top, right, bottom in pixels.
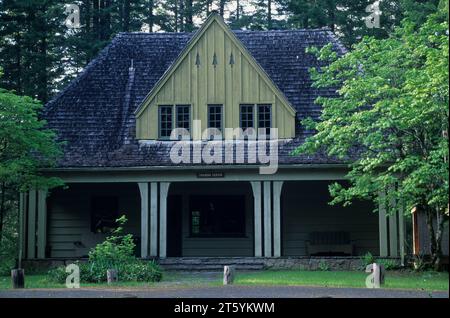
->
282, 181, 379, 256
136, 16, 296, 140
47, 183, 140, 258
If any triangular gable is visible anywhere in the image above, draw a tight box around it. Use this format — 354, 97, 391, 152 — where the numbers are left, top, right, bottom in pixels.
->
134, 13, 296, 117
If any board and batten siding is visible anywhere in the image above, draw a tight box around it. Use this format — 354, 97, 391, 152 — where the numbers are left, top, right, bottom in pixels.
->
47, 184, 140, 258
282, 181, 380, 256
170, 182, 254, 257
135, 16, 296, 140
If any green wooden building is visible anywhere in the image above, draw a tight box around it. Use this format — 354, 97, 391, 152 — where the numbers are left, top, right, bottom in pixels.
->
20, 14, 406, 267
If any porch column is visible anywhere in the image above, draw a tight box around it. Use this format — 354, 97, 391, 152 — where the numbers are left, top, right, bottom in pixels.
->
398, 203, 405, 266
378, 190, 388, 257
37, 189, 48, 259
250, 182, 262, 257
263, 181, 272, 257
388, 186, 399, 257
159, 182, 170, 258
150, 182, 158, 257
27, 190, 37, 259
138, 183, 149, 258
19, 193, 26, 261
273, 181, 284, 257
389, 212, 399, 257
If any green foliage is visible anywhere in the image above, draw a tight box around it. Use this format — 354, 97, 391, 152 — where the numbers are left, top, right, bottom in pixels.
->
377, 259, 401, 271
47, 216, 162, 283
47, 260, 162, 284
295, 6, 449, 267
0, 86, 62, 191
361, 252, 376, 268
317, 260, 330, 271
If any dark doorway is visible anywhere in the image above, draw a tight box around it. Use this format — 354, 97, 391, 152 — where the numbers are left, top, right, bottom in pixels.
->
167, 195, 182, 257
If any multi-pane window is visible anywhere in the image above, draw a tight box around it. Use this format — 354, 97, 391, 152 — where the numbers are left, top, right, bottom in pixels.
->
257, 104, 272, 136
240, 104, 254, 131
207, 104, 223, 132
190, 195, 246, 237
159, 105, 173, 139
176, 105, 191, 133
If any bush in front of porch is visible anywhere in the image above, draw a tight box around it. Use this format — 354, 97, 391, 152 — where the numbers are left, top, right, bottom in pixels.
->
48, 216, 162, 284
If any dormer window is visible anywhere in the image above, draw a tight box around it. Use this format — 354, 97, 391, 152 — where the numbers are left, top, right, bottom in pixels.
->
176, 105, 191, 133
240, 104, 254, 131
159, 105, 173, 139
257, 104, 272, 136
207, 104, 223, 137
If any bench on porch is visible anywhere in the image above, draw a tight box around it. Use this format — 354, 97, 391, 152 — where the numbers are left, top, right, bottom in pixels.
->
306, 231, 354, 256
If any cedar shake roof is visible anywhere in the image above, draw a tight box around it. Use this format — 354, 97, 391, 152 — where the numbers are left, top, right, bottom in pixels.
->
43, 29, 347, 168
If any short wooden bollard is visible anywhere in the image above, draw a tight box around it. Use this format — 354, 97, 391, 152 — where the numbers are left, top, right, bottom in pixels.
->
223, 266, 235, 285
107, 269, 118, 284
365, 263, 385, 288
11, 269, 25, 289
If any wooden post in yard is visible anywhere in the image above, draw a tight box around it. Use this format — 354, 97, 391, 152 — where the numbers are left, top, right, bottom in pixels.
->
11, 269, 25, 289
107, 269, 118, 284
365, 263, 385, 288
223, 266, 235, 285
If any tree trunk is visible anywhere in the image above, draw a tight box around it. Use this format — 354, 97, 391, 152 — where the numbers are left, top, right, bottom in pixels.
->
236, 0, 240, 21
185, 0, 193, 31
219, 0, 226, 17
268, 0, 272, 29
425, 206, 445, 271
123, 0, 130, 32
147, 0, 154, 32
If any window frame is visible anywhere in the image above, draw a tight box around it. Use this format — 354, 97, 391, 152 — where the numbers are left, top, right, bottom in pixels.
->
239, 104, 255, 132
158, 105, 174, 140
207, 104, 224, 137
188, 195, 247, 238
175, 104, 191, 137
257, 104, 272, 137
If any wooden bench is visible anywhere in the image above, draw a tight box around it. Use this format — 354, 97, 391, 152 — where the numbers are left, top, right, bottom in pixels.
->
306, 231, 354, 256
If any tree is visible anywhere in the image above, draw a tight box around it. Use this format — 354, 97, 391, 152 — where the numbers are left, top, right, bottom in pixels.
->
0, 68, 62, 252
294, 4, 449, 270
278, 0, 440, 47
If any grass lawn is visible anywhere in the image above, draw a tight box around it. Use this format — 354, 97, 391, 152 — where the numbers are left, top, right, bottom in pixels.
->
0, 270, 448, 291
234, 270, 449, 291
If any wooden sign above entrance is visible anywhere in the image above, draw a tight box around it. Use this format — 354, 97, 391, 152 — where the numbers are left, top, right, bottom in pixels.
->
196, 171, 225, 178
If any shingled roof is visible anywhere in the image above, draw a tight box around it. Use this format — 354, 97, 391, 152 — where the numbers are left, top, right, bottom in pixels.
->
43, 28, 347, 168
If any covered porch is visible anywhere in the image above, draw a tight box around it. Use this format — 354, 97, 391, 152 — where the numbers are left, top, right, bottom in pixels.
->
19, 167, 406, 262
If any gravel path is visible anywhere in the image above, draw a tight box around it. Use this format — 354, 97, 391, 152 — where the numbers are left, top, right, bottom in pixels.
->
0, 286, 447, 298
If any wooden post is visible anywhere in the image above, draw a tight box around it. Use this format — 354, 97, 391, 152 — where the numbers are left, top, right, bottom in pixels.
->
27, 190, 37, 259
273, 181, 283, 257
365, 263, 385, 288
223, 266, 235, 285
37, 189, 48, 259
263, 181, 272, 257
150, 182, 158, 257
250, 182, 262, 257
138, 183, 149, 258
159, 182, 170, 258
107, 269, 118, 284
378, 191, 388, 257
11, 269, 25, 289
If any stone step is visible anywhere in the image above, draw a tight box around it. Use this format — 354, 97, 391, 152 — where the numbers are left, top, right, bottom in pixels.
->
160, 264, 264, 271
157, 257, 265, 271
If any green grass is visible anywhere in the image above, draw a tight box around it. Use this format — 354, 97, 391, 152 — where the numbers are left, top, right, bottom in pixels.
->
234, 270, 449, 291
0, 270, 448, 291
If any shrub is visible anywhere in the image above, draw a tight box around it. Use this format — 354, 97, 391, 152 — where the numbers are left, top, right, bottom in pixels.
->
318, 260, 330, 271
361, 252, 376, 268
47, 216, 163, 284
